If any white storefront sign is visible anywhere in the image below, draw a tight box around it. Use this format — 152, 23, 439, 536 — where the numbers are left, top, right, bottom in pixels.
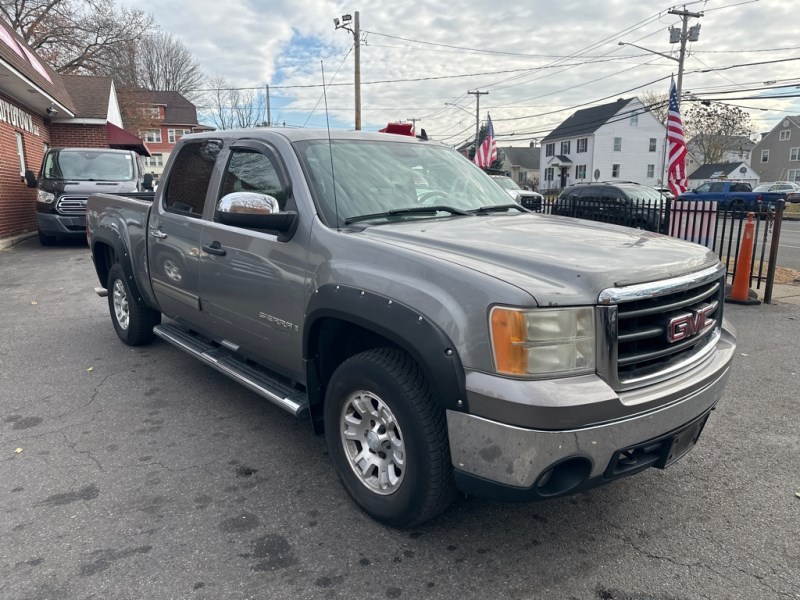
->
0, 98, 39, 136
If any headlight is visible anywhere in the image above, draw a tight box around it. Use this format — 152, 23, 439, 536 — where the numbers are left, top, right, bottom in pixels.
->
490, 306, 595, 376
37, 190, 55, 204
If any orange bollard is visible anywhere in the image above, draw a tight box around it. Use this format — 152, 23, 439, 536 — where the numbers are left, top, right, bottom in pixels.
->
725, 212, 761, 305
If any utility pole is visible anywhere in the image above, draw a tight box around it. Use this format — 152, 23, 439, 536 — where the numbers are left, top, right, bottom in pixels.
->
668, 7, 703, 101
618, 7, 702, 104
468, 90, 488, 158
406, 117, 421, 131
334, 11, 361, 130
265, 84, 271, 127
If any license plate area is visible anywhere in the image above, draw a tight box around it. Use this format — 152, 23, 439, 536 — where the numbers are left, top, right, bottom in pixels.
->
604, 412, 710, 480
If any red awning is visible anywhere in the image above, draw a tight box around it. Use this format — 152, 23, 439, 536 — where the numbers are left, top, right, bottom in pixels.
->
107, 122, 150, 156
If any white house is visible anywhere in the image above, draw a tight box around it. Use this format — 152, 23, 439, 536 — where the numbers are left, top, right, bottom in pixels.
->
539, 98, 667, 192
686, 161, 760, 190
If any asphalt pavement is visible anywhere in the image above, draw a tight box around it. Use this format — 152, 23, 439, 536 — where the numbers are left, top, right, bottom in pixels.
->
1, 238, 798, 600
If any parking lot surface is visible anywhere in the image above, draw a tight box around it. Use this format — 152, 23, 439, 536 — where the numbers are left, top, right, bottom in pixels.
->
1, 239, 798, 600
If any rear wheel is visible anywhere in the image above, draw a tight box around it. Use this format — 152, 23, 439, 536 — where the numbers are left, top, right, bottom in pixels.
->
324, 348, 456, 528
107, 263, 160, 346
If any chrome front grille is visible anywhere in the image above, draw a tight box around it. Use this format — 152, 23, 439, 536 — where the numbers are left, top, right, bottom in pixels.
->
56, 196, 88, 215
597, 264, 726, 390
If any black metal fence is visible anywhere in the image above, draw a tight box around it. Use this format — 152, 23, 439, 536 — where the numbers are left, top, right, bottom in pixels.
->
529, 195, 786, 303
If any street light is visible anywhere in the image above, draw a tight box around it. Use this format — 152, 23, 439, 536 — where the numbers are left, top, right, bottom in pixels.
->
334, 11, 361, 130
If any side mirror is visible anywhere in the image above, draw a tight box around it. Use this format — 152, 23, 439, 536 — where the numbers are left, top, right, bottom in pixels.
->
142, 172, 154, 191
24, 169, 37, 188
216, 192, 298, 240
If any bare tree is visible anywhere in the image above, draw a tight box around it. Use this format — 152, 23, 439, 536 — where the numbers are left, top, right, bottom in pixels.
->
200, 75, 265, 130
136, 32, 204, 100
684, 103, 753, 164
640, 91, 669, 126
1, 0, 153, 74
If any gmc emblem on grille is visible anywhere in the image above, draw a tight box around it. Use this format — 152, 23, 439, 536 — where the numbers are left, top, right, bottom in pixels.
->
667, 304, 716, 343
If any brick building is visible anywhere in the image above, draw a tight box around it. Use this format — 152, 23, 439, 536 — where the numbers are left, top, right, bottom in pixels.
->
0, 19, 148, 245
120, 90, 213, 181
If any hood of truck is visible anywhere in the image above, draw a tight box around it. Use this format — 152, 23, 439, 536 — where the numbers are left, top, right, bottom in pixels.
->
358, 213, 719, 306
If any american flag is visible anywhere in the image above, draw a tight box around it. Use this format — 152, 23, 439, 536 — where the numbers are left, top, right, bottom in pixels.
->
473, 114, 497, 168
666, 79, 688, 197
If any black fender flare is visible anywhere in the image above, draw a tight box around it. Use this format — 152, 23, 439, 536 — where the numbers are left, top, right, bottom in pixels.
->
303, 284, 467, 413
91, 226, 151, 309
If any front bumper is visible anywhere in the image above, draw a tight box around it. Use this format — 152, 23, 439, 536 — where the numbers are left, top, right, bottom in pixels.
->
36, 212, 86, 237
447, 321, 735, 500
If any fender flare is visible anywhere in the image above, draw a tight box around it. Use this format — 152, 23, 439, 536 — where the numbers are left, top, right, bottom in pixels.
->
303, 284, 467, 413
91, 226, 151, 309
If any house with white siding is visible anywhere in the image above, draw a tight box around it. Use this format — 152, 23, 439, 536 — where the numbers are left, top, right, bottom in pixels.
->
539, 98, 667, 192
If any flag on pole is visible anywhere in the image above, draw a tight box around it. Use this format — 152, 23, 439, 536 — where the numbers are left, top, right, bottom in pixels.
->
473, 114, 497, 168
666, 79, 688, 197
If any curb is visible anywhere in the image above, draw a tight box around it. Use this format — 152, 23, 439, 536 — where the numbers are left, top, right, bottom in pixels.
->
0, 231, 36, 251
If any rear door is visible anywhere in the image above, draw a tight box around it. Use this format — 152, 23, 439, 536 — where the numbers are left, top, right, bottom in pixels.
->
148, 139, 222, 323
198, 140, 309, 378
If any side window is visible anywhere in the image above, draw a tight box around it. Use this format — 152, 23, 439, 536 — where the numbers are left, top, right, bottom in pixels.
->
162, 141, 221, 217
708, 183, 725, 193
219, 149, 288, 211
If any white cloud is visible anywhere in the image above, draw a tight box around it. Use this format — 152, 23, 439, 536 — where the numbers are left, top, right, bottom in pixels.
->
128, 0, 800, 142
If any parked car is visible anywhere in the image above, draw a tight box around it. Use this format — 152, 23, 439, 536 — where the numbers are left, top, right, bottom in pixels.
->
554, 182, 668, 232
25, 147, 153, 245
87, 129, 735, 527
653, 186, 675, 200
753, 181, 800, 203
678, 180, 786, 212
490, 175, 543, 211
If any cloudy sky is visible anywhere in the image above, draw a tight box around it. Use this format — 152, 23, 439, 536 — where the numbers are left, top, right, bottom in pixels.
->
127, 0, 799, 146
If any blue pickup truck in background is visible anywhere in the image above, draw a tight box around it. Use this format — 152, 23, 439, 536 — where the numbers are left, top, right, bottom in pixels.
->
677, 181, 786, 211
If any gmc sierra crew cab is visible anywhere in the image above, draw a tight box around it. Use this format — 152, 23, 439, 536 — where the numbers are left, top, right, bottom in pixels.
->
87, 129, 736, 527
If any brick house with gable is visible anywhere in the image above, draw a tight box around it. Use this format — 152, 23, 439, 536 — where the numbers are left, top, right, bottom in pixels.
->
121, 90, 213, 181
0, 17, 149, 245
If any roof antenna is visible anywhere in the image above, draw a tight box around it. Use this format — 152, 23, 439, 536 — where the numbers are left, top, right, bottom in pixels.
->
321, 60, 340, 231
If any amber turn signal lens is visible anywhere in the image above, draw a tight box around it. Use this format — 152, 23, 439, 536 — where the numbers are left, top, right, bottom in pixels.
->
490, 308, 527, 374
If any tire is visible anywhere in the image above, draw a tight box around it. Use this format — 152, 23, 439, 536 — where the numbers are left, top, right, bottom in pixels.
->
38, 231, 55, 246
324, 348, 456, 528
107, 263, 160, 346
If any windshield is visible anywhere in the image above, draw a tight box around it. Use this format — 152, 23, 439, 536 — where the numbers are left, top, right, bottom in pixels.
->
43, 150, 135, 181
752, 184, 771, 192
493, 176, 520, 191
295, 139, 515, 226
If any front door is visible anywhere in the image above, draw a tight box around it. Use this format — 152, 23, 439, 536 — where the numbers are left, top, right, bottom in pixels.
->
560, 167, 568, 188
198, 142, 308, 379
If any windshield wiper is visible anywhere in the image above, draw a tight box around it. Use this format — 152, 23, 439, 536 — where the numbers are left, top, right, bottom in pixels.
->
469, 203, 528, 214
344, 205, 470, 225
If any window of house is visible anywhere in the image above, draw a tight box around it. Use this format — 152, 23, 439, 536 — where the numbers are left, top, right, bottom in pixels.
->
146, 153, 164, 167
761, 149, 769, 163
790, 147, 800, 161
545, 143, 555, 157
647, 164, 655, 178
168, 129, 190, 144
162, 140, 221, 217
613, 137, 622, 152
544, 167, 554, 181
15, 132, 25, 176
142, 107, 160, 119
575, 164, 586, 179
649, 138, 657, 152
142, 129, 162, 143
630, 115, 638, 127
788, 169, 800, 182
780, 130, 791, 141
577, 138, 587, 153
561, 141, 571, 155
612, 164, 620, 178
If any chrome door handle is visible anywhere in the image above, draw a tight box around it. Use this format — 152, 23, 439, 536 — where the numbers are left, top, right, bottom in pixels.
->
149, 229, 168, 239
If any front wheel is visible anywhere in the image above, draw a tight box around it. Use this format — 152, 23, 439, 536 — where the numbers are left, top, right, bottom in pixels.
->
107, 263, 160, 346
324, 348, 456, 528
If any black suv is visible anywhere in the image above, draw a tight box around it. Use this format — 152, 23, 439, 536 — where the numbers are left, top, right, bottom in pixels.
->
553, 182, 668, 233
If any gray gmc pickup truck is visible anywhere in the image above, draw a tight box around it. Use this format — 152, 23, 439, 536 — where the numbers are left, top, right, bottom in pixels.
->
87, 129, 736, 527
